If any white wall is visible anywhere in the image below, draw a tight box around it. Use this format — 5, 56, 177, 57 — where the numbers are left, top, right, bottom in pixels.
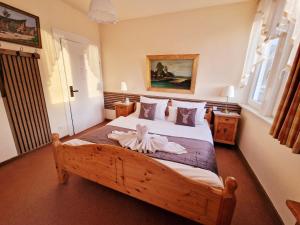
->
99, 1, 257, 102
0, 98, 17, 162
0, 0, 101, 162
238, 109, 300, 225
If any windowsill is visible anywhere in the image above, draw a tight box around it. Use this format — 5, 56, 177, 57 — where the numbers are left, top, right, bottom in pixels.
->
240, 104, 273, 125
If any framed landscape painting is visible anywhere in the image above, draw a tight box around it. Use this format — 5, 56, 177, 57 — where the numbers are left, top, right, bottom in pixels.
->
146, 54, 199, 94
0, 2, 42, 48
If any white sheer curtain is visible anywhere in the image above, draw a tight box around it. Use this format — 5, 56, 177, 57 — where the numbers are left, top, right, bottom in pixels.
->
239, 10, 264, 87
240, 0, 300, 87
285, 0, 300, 65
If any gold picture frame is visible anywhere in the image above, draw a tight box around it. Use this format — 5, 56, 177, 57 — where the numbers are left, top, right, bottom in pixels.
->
146, 54, 199, 94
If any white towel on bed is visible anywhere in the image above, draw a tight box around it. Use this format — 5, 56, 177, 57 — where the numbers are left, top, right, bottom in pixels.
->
108, 124, 187, 154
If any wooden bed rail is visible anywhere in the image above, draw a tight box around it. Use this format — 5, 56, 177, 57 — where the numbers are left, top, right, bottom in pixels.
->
52, 134, 237, 225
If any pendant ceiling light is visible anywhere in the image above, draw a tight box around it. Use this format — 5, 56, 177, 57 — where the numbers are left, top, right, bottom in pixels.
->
88, 0, 118, 24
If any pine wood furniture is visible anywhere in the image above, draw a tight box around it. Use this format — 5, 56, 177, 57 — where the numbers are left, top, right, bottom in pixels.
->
114, 101, 135, 118
287, 200, 300, 225
52, 133, 237, 225
213, 111, 240, 145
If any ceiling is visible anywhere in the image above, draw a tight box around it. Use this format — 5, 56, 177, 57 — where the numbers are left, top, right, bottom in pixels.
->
62, 0, 254, 21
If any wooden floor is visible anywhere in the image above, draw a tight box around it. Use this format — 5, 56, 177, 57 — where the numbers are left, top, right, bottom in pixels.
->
0, 123, 283, 225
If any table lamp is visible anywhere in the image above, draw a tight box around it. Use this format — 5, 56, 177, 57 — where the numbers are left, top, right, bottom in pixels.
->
121, 81, 129, 104
221, 85, 235, 113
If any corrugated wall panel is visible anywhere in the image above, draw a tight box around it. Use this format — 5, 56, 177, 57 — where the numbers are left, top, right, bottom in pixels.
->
0, 49, 51, 155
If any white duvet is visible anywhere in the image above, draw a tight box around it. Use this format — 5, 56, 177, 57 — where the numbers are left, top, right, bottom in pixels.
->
108, 115, 214, 144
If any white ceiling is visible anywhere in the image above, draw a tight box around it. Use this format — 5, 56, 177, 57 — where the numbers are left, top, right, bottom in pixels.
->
62, 0, 254, 21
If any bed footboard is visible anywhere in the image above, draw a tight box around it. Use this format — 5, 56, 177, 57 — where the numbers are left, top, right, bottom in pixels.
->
52, 134, 237, 225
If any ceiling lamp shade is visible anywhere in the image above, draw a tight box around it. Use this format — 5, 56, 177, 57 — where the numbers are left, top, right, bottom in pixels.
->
88, 0, 118, 24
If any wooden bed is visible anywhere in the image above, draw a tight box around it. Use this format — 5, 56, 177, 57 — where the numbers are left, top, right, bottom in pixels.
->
52, 134, 237, 225
51, 109, 237, 225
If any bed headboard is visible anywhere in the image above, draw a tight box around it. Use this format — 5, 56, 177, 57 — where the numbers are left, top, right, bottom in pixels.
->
205, 108, 212, 124
104, 91, 241, 123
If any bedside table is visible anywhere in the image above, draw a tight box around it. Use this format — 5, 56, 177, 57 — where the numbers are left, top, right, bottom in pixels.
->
213, 111, 240, 145
115, 101, 135, 118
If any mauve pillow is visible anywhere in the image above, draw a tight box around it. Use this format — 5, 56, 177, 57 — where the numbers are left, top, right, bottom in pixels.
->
140, 96, 168, 120
171, 100, 206, 125
176, 107, 197, 127
139, 103, 157, 120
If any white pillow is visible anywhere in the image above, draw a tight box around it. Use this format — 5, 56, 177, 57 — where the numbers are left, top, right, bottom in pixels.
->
140, 96, 169, 120
171, 100, 206, 124
167, 106, 177, 122
131, 102, 141, 117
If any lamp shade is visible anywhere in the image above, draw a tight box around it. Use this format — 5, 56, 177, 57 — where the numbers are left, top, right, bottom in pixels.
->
120, 82, 128, 92
88, 0, 117, 24
221, 85, 235, 98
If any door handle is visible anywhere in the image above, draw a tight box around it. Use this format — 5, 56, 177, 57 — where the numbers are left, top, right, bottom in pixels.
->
69, 85, 79, 97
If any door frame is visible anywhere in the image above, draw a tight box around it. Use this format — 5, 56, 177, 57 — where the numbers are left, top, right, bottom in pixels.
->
53, 29, 93, 136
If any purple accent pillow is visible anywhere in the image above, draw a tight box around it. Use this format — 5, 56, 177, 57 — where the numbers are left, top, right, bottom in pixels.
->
139, 103, 157, 120
176, 107, 197, 127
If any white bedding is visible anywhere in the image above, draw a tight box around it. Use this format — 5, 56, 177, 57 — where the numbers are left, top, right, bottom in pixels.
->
63, 115, 223, 188
64, 139, 224, 188
108, 115, 214, 144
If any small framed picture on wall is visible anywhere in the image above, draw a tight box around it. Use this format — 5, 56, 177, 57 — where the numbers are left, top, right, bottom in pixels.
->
0, 2, 42, 48
146, 54, 199, 94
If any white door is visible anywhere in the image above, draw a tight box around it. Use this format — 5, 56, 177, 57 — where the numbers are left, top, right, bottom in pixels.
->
60, 38, 104, 134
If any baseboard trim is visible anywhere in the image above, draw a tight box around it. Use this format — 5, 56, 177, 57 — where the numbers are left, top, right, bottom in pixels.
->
236, 147, 284, 225
0, 143, 50, 167
0, 155, 20, 167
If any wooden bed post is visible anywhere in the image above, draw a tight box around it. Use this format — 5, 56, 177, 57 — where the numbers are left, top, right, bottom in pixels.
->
217, 177, 238, 225
52, 133, 69, 184
205, 107, 213, 124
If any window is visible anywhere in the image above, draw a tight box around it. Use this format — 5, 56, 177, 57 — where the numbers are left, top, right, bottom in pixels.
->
248, 38, 280, 109
272, 67, 290, 117
246, 25, 296, 118
241, 0, 300, 119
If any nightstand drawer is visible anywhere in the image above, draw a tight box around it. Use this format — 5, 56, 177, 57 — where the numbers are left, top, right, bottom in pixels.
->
116, 105, 128, 110
214, 123, 236, 143
213, 111, 240, 145
116, 107, 129, 116
115, 102, 135, 118
216, 116, 237, 124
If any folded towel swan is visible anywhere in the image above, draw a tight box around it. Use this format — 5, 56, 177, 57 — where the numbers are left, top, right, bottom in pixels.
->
107, 124, 187, 154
